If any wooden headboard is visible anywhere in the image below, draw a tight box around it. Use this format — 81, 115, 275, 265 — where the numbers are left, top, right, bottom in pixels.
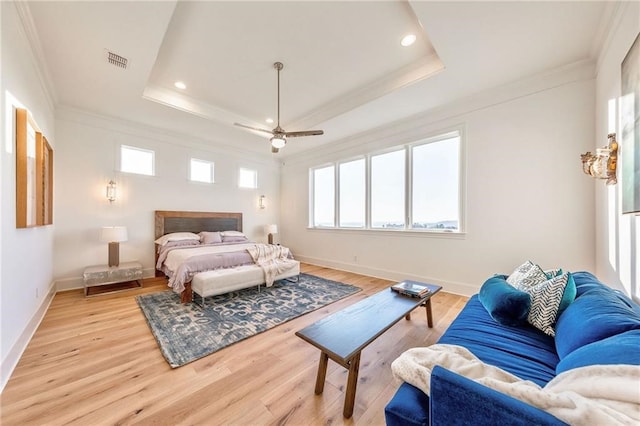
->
154, 210, 243, 240
154, 211, 243, 276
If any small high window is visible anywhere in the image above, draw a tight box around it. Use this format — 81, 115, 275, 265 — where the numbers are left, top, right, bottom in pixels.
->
190, 158, 215, 183
120, 145, 154, 176
238, 168, 257, 189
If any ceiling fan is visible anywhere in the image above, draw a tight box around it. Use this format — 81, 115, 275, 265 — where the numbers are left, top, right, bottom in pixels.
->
234, 62, 324, 153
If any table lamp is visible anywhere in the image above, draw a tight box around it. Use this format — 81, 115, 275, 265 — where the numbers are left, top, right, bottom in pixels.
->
100, 226, 128, 267
264, 224, 278, 245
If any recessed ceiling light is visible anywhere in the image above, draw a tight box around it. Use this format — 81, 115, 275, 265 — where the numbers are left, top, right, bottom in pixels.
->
265, 118, 274, 124
401, 34, 416, 47
174, 81, 186, 90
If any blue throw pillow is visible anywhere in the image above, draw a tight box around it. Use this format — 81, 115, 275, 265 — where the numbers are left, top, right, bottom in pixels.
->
556, 330, 640, 374
555, 287, 640, 358
479, 276, 531, 326
557, 272, 576, 315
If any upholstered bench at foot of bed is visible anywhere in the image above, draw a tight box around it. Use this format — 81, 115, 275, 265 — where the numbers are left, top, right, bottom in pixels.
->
191, 261, 301, 306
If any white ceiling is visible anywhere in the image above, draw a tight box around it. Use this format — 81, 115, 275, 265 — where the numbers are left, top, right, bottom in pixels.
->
26, 1, 608, 158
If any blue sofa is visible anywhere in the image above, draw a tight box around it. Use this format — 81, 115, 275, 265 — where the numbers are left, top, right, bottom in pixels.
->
385, 271, 640, 425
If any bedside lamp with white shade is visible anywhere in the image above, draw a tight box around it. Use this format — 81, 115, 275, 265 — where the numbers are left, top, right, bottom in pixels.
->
100, 226, 128, 267
264, 224, 278, 245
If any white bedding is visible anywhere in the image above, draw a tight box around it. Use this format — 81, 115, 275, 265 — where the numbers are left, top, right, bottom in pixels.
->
163, 243, 257, 272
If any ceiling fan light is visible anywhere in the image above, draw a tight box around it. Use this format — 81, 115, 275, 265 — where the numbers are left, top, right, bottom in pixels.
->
271, 136, 286, 149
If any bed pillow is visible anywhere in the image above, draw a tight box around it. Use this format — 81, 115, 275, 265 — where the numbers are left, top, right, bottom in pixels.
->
154, 232, 200, 246
478, 276, 531, 326
221, 230, 245, 237
199, 231, 222, 244
221, 235, 249, 243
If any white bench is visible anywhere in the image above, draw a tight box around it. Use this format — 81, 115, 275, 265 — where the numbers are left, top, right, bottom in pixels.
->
191, 261, 301, 306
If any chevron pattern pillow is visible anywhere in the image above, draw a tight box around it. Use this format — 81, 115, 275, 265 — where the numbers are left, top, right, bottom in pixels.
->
525, 272, 570, 336
507, 261, 548, 290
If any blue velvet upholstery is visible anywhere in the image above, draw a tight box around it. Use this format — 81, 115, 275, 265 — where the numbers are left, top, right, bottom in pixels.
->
430, 366, 567, 426
555, 279, 640, 358
384, 271, 640, 426
478, 276, 531, 326
439, 295, 558, 386
556, 329, 640, 374
557, 272, 576, 315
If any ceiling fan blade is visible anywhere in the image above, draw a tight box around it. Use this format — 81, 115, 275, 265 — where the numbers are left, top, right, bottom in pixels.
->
283, 130, 324, 138
234, 123, 274, 136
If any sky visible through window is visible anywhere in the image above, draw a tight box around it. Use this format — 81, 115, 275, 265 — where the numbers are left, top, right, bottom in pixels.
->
190, 158, 214, 183
339, 159, 365, 227
121, 145, 154, 176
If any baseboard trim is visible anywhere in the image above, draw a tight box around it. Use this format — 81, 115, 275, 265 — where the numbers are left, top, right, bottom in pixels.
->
1, 281, 56, 393
296, 255, 477, 297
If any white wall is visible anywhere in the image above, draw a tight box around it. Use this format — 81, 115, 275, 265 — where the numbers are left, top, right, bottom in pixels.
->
281, 65, 596, 296
53, 109, 281, 289
1, 2, 56, 391
594, 1, 640, 299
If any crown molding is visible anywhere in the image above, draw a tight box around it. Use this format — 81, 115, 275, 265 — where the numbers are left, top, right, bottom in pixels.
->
282, 58, 595, 167
14, 1, 58, 113
593, 1, 631, 75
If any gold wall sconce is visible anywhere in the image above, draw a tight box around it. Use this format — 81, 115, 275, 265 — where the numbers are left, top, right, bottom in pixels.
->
106, 180, 117, 202
259, 194, 266, 209
581, 133, 618, 185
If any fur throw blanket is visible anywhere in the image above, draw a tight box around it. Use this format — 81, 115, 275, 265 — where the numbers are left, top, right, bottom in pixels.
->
391, 344, 640, 425
246, 244, 297, 287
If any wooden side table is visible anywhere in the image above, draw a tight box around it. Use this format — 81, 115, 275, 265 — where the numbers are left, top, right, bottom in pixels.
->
83, 261, 143, 297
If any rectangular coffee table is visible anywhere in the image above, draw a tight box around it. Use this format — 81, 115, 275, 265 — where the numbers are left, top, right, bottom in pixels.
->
295, 281, 442, 418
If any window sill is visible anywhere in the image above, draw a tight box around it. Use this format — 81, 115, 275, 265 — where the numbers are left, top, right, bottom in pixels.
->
306, 227, 466, 239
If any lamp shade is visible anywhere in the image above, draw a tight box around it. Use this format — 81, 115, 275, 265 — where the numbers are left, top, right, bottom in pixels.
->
271, 136, 286, 149
264, 224, 278, 235
100, 226, 128, 243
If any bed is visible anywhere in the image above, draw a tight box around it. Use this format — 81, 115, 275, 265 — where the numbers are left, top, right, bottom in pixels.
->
154, 210, 300, 303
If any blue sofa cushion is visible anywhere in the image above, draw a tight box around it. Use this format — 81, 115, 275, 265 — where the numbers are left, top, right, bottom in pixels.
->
439, 295, 558, 386
556, 329, 640, 374
479, 276, 531, 326
384, 382, 430, 426
555, 282, 640, 358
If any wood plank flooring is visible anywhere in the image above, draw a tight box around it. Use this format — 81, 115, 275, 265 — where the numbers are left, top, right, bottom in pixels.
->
1, 264, 468, 425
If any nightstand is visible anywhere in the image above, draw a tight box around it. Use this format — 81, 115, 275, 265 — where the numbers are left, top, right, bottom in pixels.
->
83, 261, 143, 297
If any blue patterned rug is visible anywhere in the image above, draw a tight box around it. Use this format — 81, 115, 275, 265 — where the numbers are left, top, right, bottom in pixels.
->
136, 273, 361, 367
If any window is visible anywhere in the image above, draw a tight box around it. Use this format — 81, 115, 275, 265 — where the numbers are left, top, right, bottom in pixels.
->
412, 136, 460, 230
339, 159, 365, 228
120, 145, 154, 176
371, 150, 405, 229
238, 168, 257, 189
309, 129, 463, 232
190, 158, 215, 183
313, 165, 334, 227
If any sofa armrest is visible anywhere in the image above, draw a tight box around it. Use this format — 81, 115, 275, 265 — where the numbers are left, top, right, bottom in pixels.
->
430, 366, 567, 426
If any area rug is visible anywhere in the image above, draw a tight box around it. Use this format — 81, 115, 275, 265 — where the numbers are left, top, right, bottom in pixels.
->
136, 273, 361, 367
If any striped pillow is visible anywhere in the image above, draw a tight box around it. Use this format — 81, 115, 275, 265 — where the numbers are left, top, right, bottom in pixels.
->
525, 272, 570, 336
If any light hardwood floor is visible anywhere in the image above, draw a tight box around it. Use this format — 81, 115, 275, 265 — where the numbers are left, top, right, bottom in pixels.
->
1, 264, 468, 425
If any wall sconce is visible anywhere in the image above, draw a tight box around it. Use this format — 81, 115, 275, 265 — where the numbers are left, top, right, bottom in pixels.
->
264, 224, 278, 244
106, 180, 117, 202
259, 194, 266, 209
581, 133, 618, 185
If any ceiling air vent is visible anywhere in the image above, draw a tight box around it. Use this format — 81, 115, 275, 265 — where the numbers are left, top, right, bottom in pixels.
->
106, 50, 128, 69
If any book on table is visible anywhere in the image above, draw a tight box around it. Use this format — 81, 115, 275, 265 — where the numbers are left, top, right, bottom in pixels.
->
390, 281, 431, 298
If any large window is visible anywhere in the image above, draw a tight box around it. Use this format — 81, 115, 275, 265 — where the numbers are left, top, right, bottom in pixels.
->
339, 159, 365, 228
121, 145, 154, 176
313, 165, 334, 227
309, 130, 462, 232
371, 150, 405, 229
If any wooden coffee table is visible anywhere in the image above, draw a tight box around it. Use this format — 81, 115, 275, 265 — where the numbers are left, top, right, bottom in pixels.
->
295, 282, 442, 418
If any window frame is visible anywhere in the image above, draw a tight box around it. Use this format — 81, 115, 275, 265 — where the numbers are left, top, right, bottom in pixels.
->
308, 127, 465, 236
189, 158, 215, 184
238, 167, 258, 189
119, 144, 155, 176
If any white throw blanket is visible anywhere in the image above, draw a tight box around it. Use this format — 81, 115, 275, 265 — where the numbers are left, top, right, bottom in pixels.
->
391, 344, 640, 426
246, 244, 297, 287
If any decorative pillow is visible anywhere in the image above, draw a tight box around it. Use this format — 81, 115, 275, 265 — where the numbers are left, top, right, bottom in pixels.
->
154, 232, 200, 246
221, 230, 245, 237
199, 231, 222, 245
525, 272, 571, 336
557, 273, 577, 315
556, 329, 640, 374
555, 286, 640, 358
221, 235, 249, 243
478, 276, 531, 326
544, 268, 563, 279
507, 262, 548, 291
